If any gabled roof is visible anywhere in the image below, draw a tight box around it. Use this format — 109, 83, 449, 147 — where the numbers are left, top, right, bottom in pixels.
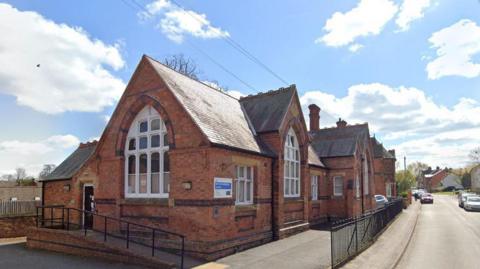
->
41, 142, 97, 182
371, 137, 395, 159
308, 145, 326, 168
146, 56, 274, 156
309, 124, 369, 158
239, 86, 295, 133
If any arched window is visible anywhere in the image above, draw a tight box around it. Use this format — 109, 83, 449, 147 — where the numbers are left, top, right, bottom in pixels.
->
284, 128, 300, 197
363, 153, 369, 195
125, 106, 169, 198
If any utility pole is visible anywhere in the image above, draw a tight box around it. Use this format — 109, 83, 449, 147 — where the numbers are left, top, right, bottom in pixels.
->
404, 156, 407, 173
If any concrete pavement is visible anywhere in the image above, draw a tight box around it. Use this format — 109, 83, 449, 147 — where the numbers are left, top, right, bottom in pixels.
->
209, 229, 331, 269
396, 194, 480, 269
343, 200, 420, 269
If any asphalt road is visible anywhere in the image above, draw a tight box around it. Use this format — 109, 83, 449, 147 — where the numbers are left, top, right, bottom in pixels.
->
396, 194, 480, 269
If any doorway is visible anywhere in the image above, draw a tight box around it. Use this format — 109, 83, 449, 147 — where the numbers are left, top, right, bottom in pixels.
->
83, 184, 94, 229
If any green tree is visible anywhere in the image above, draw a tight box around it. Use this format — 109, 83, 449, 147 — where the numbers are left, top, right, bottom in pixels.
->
396, 170, 416, 193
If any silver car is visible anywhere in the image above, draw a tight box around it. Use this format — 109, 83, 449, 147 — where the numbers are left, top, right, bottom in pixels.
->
458, 192, 476, 208
375, 195, 388, 209
464, 196, 480, 211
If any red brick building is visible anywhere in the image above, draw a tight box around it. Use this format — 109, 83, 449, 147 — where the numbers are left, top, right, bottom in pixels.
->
41, 55, 391, 259
371, 137, 397, 198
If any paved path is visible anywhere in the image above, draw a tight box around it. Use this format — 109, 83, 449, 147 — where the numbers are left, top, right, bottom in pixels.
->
0, 243, 147, 269
212, 229, 331, 269
343, 200, 420, 269
396, 194, 480, 269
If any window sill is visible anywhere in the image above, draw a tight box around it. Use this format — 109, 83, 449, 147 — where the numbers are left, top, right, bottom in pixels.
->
120, 198, 169, 206
331, 195, 344, 200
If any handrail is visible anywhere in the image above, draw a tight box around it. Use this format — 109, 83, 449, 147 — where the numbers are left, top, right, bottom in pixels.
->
36, 205, 185, 269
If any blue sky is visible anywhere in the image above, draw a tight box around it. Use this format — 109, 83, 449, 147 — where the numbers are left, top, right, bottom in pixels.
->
1, 0, 480, 176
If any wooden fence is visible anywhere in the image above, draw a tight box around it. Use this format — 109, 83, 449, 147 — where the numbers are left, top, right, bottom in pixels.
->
0, 200, 39, 217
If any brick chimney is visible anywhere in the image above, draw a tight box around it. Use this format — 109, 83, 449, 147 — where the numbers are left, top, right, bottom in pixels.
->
308, 104, 320, 131
336, 118, 347, 128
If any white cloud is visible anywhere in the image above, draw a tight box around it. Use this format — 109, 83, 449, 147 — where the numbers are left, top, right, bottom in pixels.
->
395, 0, 431, 31
0, 3, 126, 114
142, 0, 229, 43
299, 83, 480, 167
317, 0, 398, 47
348, 43, 364, 52
426, 19, 480, 79
0, 135, 80, 176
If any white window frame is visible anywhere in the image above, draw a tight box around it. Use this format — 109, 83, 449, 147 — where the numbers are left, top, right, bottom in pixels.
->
333, 176, 343, 196
124, 106, 169, 198
235, 166, 254, 205
311, 175, 318, 200
284, 128, 301, 198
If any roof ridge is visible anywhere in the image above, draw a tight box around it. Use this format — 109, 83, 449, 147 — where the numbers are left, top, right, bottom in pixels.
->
144, 55, 241, 101
239, 84, 296, 101
310, 122, 369, 132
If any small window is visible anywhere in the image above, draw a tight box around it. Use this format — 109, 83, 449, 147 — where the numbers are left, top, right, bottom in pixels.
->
34, 197, 41, 201
151, 135, 160, 148
151, 119, 160, 131
139, 121, 148, 133
235, 165, 253, 204
333, 176, 343, 196
128, 138, 136, 151
311, 176, 318, 200
10, 197, 17, 201
139, 137, 148, 149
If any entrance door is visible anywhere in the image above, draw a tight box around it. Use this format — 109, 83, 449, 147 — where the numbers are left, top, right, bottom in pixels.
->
83, 185, 94, 229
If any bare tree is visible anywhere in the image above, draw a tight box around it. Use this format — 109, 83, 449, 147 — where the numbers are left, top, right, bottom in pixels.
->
469, 147, 480, 164
163, 54, 200, 80
14, 167, 27, 180
38, 164, 56, 180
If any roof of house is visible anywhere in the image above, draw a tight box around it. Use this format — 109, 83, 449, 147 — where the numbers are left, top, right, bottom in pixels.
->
239, 87, 295, 133
41, 142, 97, 182
309, 124, 369, 158
371, 137, 395, 159
147, 56, 275, 156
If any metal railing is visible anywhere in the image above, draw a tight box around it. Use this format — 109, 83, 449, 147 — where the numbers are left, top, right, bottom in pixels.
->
0, 200, 39, 217
36, 205, 185, 269
330, 198, 404, 269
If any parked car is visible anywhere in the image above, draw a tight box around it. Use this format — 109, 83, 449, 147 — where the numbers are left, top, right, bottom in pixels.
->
458, 192, 476, 208
420, 193, 434, 204
414, 189, 426, 201
464, 196, 480, 211
375, 195, 388, 208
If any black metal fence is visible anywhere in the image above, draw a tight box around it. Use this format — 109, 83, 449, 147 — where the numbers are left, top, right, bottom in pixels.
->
331, 198, 404, 269
36, 205, 185, 269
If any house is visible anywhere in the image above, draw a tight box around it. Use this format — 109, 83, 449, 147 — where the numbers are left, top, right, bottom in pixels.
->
40, 55, 384, 260
437, 173, 462, 191
0, 181, 42, 201
420, 167, 456, 192
471, 165, 480, 192
371, 137, 396, 198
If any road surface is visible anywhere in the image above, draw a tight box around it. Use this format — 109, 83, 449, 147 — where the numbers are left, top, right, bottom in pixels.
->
396, 194, 480, 269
